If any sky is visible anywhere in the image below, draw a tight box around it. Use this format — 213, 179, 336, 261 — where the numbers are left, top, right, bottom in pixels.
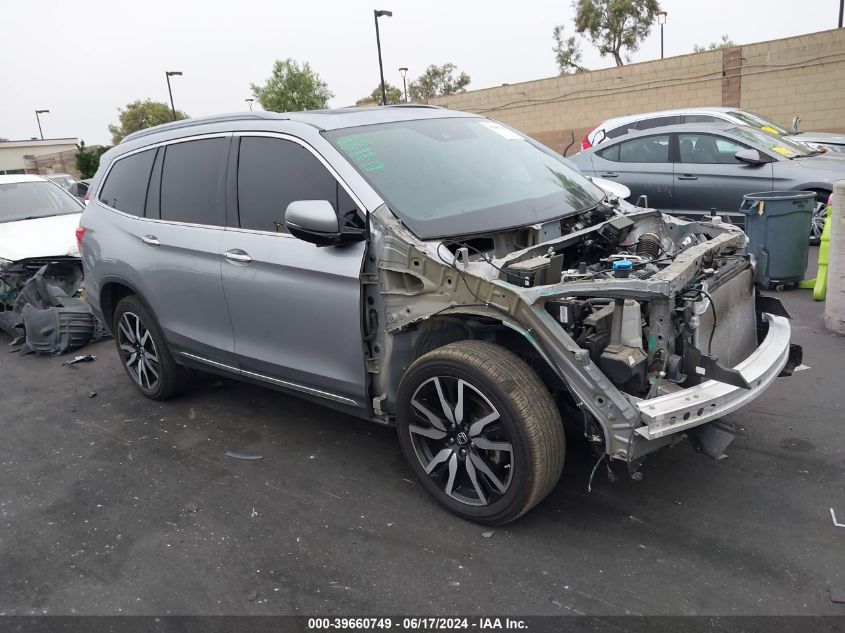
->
2, 0, 840, 146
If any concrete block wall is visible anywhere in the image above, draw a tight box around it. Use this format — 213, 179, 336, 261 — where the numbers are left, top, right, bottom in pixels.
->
430, 28, 845, 154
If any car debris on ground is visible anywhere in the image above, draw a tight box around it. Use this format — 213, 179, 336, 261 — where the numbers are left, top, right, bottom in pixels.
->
0, 262, 108, 356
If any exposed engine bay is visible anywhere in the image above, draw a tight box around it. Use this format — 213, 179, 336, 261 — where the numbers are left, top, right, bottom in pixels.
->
363, 196, 799, 465
0, 258, 107, 355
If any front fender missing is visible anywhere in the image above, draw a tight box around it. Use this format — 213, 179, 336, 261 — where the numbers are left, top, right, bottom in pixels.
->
372, 207, 641, 460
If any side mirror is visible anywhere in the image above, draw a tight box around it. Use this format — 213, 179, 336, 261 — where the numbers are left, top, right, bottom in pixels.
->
792, 115, 801, 134
734, 149, 765, 166
285, 200, 366, 246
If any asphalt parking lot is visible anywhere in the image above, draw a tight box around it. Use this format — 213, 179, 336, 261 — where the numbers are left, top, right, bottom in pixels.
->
1, 249, 843, 616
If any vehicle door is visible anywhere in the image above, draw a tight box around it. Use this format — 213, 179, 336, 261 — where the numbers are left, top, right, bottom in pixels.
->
136, 135, 235, 363
588, 133, 675, 209
219, 134, 367, 409
673, 132, 774, 220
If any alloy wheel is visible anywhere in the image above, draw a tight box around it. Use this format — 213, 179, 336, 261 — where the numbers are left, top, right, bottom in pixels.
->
408, 376, 513, 507
811, 201, 827, 241
117, 311, 161, 390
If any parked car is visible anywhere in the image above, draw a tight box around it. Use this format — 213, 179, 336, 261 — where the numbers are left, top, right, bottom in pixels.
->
67, 179, 91, 201
581, 107, 845, 154
44, 173, 78, 189
571, 122, 840, 241
0, 175, 87, 345
79, 108, 800, 524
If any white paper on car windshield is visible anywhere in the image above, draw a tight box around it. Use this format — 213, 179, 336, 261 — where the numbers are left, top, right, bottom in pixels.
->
479, 121, 524, 140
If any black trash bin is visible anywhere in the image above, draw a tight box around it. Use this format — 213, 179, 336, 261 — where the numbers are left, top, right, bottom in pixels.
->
739, 191, 814, 290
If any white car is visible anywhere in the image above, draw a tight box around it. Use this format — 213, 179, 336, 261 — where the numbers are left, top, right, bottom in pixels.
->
0, 174, 88, 350
0, 174, 83, 264
581, 107, 845, 153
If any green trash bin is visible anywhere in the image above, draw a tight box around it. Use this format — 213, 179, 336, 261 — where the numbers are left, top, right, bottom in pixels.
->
739, 191, 814, 290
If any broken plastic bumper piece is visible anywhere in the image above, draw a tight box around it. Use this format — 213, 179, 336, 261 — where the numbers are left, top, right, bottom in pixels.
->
634, 313, 793, 440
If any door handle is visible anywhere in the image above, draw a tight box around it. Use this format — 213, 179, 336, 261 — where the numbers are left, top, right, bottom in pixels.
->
599, 172, 619, 178
224, 249, 252, 265
141, 235, 160, 246
677, 174, 699, 180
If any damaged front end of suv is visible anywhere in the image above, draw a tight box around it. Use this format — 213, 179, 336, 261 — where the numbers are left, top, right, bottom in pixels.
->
363, 198, 800, 471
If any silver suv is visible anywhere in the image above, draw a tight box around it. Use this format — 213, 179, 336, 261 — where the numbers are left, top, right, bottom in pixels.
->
80, 107, 800, 524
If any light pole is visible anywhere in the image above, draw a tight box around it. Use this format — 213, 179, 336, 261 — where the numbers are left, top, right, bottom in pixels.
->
656, 11, 667, 59
245, 98, 255, 111
373, 10, 392, 106
399, 67, 408, 102
839, 0, 843, 27
165, 71, 182, 120
35, 110, 49, 140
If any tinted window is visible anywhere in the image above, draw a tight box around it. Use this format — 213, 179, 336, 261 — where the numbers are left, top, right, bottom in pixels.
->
684, 114, 720, 124
237, 137, 355, 233
98, 149, 156, 215
679, 134, 747, 164
160, 138, 227, 225
637, 116, 680, 130
605, 125, 634, 140
618, 135, 670, 163
598, 143, 621, 161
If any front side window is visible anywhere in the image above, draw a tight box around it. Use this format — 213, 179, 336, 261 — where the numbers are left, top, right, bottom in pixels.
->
237, 137, 355, 233
326, 117, 603, 239
160, 138, 227, 225
617, 135, 670, 163
678, 134, 748, 164
99, 149, 156, 216
0, 180, 83, 224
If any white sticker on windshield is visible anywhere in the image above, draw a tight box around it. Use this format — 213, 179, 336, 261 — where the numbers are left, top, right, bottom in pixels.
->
479, 121, 524, 140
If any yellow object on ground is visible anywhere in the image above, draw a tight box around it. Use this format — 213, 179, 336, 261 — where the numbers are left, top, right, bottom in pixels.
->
813, 206, 832, 301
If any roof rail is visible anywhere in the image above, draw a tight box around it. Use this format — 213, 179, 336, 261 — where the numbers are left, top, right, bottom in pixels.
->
384, 103, 442, 109
121, 113, 284, 143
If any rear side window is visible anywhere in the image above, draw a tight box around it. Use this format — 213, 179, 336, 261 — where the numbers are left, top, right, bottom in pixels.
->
98, 149, 156, 216
618, 135, 670, 163
160, 138, 227, 225
598, 143, 621, 161
237, 137, 354, 233
636, 116, 680, 130
605, 125, 634, 140
684, 114, 720, 124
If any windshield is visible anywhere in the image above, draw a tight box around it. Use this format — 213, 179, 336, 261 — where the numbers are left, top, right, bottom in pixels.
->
0, 181, 84, 223
726, 126, 814, 159
727, 110, 791, 136
326, 117, 604, 239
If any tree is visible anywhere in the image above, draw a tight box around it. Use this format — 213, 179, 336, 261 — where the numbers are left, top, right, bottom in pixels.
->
108, 99, 188, 144
250, 58, 333, 112
553, 25, 588, 74
356, 83, 404, 106
573, 0, 661, 67
694, 35, 737, 53
75, 141, 110, 179
408, 64, 471, 101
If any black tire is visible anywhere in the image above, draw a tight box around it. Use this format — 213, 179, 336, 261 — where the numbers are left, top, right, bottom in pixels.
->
112, 295, 190, 400
396, 340, 565, 524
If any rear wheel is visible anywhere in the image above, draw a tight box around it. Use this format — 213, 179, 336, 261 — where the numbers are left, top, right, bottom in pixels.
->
396, 341, 565, 524
113, 295, 190, 400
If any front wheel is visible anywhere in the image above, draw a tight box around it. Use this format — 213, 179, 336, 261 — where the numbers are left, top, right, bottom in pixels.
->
808, 192, 829, 244
396, 341, 565, 524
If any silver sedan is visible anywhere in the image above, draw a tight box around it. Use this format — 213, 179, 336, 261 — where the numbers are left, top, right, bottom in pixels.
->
571, 123, 844, 241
